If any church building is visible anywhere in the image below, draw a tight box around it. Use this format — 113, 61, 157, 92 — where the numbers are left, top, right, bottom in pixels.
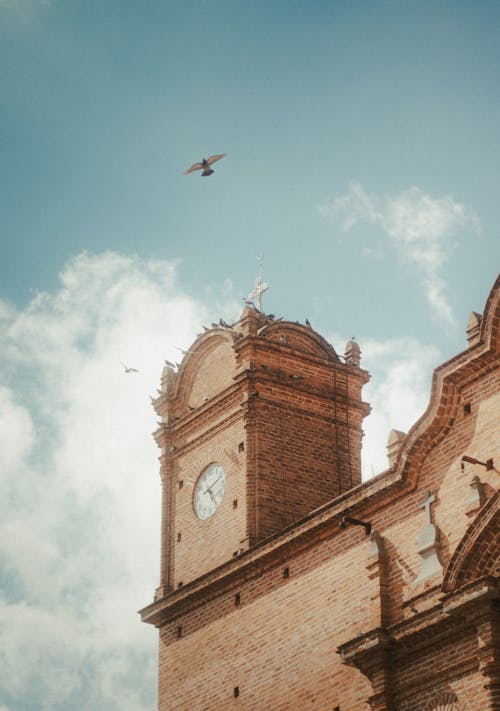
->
140, 275, 499, 711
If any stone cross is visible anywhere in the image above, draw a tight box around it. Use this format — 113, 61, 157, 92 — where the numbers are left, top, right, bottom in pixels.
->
413, 491, 442, 587
247, 252, 269, 311
420, 491, 436, 525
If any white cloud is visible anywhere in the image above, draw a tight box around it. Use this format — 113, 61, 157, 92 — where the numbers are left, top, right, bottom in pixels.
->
0, 251, 220, 710
360, 336, 440, 477
384, 188, 465, 269
319, 182, 480, 326
328, 332, 439, 478
0, 387, 34, 474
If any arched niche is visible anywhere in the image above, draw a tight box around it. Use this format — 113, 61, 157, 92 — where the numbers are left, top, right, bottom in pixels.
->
442, 490, 499, 593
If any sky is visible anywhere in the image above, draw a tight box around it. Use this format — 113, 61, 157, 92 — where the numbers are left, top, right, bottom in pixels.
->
0, 1, 499, 709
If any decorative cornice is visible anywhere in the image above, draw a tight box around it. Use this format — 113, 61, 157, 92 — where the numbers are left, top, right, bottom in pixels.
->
337, 628, 392, 665
441, 576, 500, 614
139, 489, 392, 627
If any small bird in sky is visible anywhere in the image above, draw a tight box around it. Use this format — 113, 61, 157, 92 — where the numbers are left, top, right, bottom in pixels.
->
184, 154, 226, 177
120, 361, 138, 373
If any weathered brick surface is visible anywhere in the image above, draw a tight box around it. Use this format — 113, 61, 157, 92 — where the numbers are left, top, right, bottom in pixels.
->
142, 276, 500, 711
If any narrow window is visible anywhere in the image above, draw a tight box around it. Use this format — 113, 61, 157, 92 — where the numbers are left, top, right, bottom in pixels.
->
176, 625, 183, 638
238, 442, 245, 452
235, 593, 241, 606
177, 532, 182, 542
234, 687, 239, 698
178, 480, 184, 490
233, 499, 238, 509
177, 581, 183, 588
283, 567, 290, 579
464, 403, 471, 415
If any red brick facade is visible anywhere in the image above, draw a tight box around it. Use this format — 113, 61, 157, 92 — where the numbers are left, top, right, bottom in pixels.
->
141, 275, 500, 711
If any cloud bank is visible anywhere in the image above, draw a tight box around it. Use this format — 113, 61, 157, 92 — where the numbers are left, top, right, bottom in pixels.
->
319, 183, 480, 326
0, 252, 213, 710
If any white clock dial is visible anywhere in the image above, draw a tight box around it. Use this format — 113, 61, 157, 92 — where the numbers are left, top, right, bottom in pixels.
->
193, 463, 226, 520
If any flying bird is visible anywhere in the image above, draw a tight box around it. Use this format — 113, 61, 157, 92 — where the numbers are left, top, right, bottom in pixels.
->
120, 361, 138, 373
184, 154, 226, 177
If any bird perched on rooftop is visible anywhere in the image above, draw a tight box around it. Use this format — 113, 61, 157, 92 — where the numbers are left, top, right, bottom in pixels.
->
184, 154, 226, 177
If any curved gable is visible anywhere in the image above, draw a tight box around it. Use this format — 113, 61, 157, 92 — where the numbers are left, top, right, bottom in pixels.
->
390, 275, 500, 482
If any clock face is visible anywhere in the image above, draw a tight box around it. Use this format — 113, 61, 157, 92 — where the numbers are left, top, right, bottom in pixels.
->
193, 463, 226, 520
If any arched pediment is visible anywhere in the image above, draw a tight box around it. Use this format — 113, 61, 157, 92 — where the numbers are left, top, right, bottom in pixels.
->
442, 490, 499, 593
174, 330, 238, 409
258, 321, 340, 362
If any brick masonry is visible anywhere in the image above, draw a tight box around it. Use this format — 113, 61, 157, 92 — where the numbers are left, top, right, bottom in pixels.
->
141, 275, 500, 711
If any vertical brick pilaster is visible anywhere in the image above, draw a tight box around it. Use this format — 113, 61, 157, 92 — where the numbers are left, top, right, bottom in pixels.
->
157, 432, 176, 597
473, 599, 500, 710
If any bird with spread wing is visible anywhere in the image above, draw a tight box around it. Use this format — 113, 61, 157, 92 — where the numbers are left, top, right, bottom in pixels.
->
120, 361, 139, 374
184, 154, 226, 176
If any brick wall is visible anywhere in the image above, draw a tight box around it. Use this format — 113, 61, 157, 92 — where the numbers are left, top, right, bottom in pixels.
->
153, 367, 498, 709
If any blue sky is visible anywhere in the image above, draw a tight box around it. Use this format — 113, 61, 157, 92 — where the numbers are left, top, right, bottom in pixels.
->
0, 1, 499, 709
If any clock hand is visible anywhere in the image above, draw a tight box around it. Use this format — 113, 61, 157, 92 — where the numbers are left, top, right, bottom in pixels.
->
204, 475, 223, 494
207, 489, 217, 505
202, 483, 218, 498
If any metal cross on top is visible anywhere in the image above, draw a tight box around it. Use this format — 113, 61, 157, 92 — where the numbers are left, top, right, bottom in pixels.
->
247, 252, 269, 311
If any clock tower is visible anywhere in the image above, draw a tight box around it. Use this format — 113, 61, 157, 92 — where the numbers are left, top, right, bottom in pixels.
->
151, 306, 370, 598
